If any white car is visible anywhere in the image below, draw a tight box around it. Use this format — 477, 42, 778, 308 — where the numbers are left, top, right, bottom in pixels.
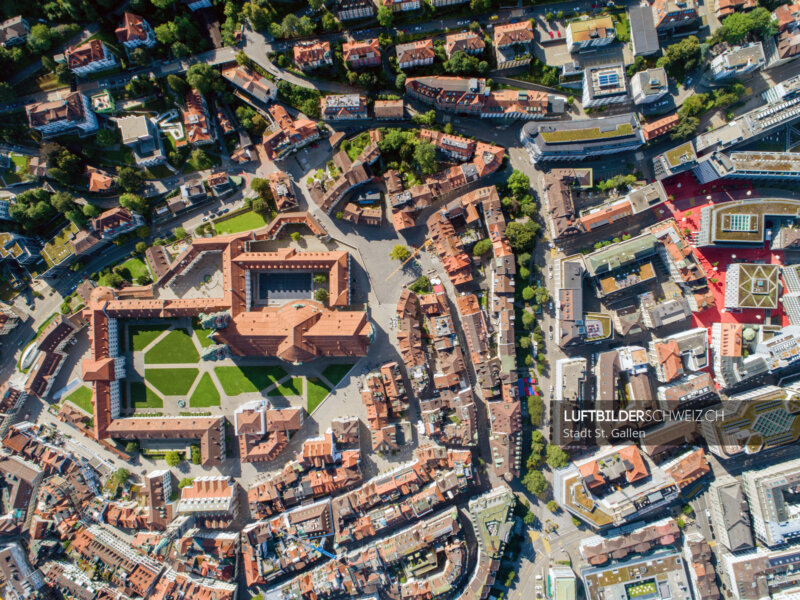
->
201, 216, 210, 222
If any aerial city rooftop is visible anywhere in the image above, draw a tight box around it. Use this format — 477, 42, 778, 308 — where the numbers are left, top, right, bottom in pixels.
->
0, 0, 800, 599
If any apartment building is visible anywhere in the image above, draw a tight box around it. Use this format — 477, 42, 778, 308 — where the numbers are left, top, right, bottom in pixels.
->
631, 67, 669, 104
65, 40, 118, 76
334, 0, 375, 21
320, 94, 368, 120
710, 42, 765, 81
177, 476, 240, 529
406, 76, 560, 119
742, 458, 800, 547
445, 31, 485, 58
115, 12, 156, 49
395, 39, 435, 69
380, 0, 421, 12
0, 16, 29, 47
716, 0, 756, 17
343, 38, 381, 68
263, 104, 320, 160
117, 115, 166, 166
774, 2, 800, 66
566, 16, 616, 52
653, 0, 699, 33
221, 65, 277, 104
708, 475, 755, 552
374, 99, 404, 119
183, 90, 215, 146
493, 21, 534, 69
420, 128, 476, 161
269, 171, 298, 212
293, 40, 333, 70
582, 64, 630, 108
0, 232, 39, 267
26, 92, 98, 138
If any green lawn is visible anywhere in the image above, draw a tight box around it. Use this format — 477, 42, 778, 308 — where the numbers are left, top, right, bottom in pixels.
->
128, 324, 170, 351
145, 329, 200, 364
322, 363, 355, 387
66, 386, 93, 414
214, 365, 289, 395
10, 153, 27, 171
130, 382, 164, 409
268, 377, 303, 398
190, 373, 221, 407
116, 257, 149, 281
145, 368, 198, 396
307, 377, 331, 413
214, 210, 267, 235
195, 328, 215, 348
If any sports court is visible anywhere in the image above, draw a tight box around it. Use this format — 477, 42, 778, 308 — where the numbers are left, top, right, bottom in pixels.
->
257, 272, 313, 302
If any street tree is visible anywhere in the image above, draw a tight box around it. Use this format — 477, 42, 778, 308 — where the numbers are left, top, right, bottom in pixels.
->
522, 470, 549, 498
389, 245, 411, 262
377, 6, 393, 26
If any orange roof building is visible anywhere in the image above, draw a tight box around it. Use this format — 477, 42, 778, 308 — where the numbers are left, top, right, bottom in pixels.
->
493, 21, 534, 47
374, 99, 405, 119
183, 90, 215, 146
87, 168, 115, 193
342, 38, 381, 68
115, 12, 156, 49
269, 170, 298, 212
445, 31, 486, 58
396, 39, 435, 69
263, 105, 320, 160
663, 448, 710, 489
653, 339, 685, 382
65, 39, 118, 76
293, 40, 332, 70
81, 212, 372, 452
716, 0, 757, 17
642, 113, 680, 141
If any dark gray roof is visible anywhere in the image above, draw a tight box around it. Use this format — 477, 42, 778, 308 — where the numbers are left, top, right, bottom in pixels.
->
713, 479, 754, 552
629, 5, 659, 56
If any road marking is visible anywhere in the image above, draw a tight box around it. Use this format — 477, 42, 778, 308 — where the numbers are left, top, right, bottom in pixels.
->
529, 531, 540, 542
541, 535, 551, 554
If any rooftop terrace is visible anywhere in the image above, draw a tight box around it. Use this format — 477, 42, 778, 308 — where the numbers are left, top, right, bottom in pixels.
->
41, 223, 78, 268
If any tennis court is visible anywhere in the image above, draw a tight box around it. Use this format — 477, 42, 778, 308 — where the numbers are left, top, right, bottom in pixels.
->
258, 272, 312, 301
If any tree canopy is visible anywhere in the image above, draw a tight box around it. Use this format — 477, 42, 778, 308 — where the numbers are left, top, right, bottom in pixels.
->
119, 193, 149, 215
390, 245, 411, 262
186, 63, 224, 95
716, 7, 777, 44
472, 238, 493, 257
656, 36, 701, 80
413, 141, 437, 175
505, 220, 540, 251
